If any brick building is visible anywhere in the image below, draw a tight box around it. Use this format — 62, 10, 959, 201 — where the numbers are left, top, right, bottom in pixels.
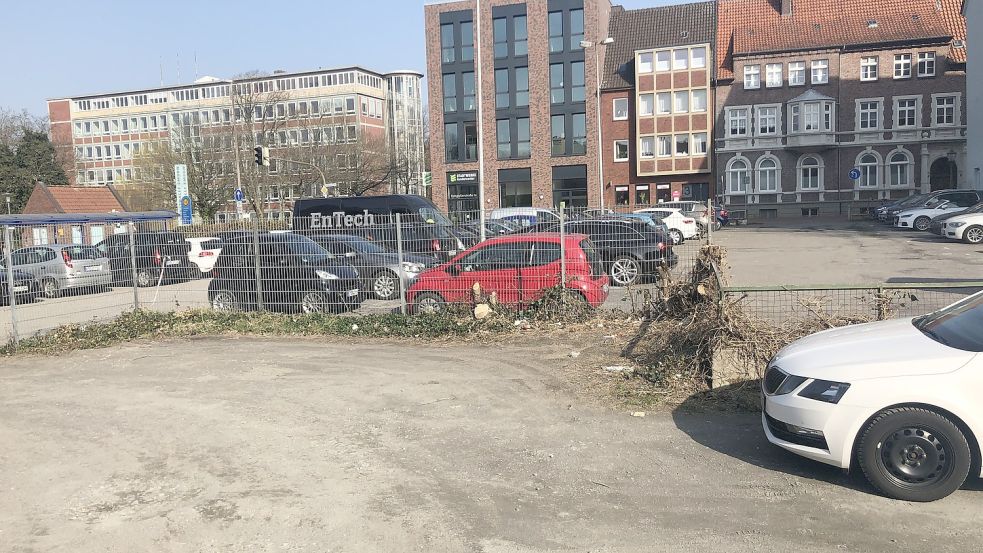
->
425, 0, 614, 218
20, 183, 129, 244
715, 0, 967, 218
599, 1, 717, 209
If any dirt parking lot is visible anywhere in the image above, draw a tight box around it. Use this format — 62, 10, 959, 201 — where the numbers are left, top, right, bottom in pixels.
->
2, 336, 981, 552
714, 220, 983, 286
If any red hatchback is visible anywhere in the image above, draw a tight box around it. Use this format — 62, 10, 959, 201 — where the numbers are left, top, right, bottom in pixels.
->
407, 233, 610, 314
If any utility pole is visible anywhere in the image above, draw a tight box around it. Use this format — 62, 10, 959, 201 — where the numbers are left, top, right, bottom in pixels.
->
581, 38, 615, 212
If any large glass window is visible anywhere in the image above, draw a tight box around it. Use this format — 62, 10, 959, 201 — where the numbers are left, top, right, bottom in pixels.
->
571, 62, 585, 102
495, 68, 509, 109
517, 118, 530, 158
766, 63, 782, 87
515, 67, 529, 107
859, 100, 880, 129
789, 61, 805, 85
691, 89, 707, 112
656, 51, 671, 72
613, 98, 629, 120
673, 49, 689, 70
859, 153, 879, 188
640, 137, 655, 158
500, 169, 533, 208
728, 108, 749, 136
445, 122, 459, 162
674, 91, 689, 113
551, 115, 565, 155
756, 106, 777, 135
674, 134, 689, 156
811, 59, 829, 84
861, 57, 878, 81
497, 119, 510, 159
890, 151, 911, 186
799, 156, 821, 190
896, 98, 917, 127
757, 157, 779, 192
464, 122, 478, 161
515, 16, 528, 56
548, 11, 563, 53
640, 93, 655, 116
550, 64, 565, 104
570, 9, 584, 50
728, 159, 749, 194
614, 140, 629, 161
442, 74, 457, 113
462, 72, 475, 111
894, 54, 912, 79
572, 113, 587, 155
691, 47, 707, 69
638, 53, 653, 73
935, 95, 956, 126
744, 65, 760, 89
918, 52, 936, 77
692, 132, 708, 155
657, 135, 671, 157
440, 24, 455, 63
461, 21, 474, 62
493, 18, 508, 59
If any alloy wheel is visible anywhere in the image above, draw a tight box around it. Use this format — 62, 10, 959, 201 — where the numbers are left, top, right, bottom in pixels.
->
914, 217, 931, 231
211, 291, 239, 311
669, 230, 683, 245
966, 227, 983, 244
416, 295, 442, 315
610, 258, 640, 286
136, 270, 153, 287
301, 292, 329, 314
373, 272, 398, 300
43, 279, 59, 299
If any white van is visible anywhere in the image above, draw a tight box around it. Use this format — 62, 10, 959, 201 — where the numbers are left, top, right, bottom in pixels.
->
488, 207, 560, 228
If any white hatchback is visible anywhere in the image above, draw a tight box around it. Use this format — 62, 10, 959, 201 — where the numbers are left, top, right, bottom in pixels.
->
634, 208, 698, 245
943, 212, 983, 244
186, 237, 223, 274
894, 202, 965, 231
762, 291, 983, 501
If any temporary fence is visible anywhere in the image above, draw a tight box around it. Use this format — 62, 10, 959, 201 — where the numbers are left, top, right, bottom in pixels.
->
1, 206, 714, 346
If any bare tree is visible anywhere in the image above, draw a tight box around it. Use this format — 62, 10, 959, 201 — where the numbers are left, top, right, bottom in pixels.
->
0, 107, 47, 148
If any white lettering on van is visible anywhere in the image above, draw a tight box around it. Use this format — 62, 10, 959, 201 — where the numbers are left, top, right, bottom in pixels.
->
309, 210, 376, 229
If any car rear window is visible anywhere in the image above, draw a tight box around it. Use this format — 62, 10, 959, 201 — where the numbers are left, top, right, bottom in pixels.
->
579, 239, 605, 277
63, 246, 99, 260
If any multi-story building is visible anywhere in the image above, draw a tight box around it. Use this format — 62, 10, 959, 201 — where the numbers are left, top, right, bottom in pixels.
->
963, 0, 982, 189
47, 66, 425, 211
716, 0, 967, 218
425, 0, 614, 218
600, 1, 716, 209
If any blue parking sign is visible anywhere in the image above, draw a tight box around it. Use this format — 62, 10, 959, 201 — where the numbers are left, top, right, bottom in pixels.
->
849, 168, 862, 180
234, 188, 244, 202
180, 195, 193, 225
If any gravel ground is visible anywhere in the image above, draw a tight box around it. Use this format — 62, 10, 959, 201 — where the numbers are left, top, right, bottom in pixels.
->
2, 336, 981, 552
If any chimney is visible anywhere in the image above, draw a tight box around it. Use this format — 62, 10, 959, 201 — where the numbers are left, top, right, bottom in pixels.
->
781, 0, 793, 16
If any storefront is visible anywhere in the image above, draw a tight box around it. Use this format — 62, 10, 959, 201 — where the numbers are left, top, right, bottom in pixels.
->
446, 171, 480, 221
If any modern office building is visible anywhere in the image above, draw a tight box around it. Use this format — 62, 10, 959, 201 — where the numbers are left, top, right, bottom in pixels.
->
47, 66, 426, 206
600, 1, 716, 208
715, 0, 967, 218
425, 0, 614, 217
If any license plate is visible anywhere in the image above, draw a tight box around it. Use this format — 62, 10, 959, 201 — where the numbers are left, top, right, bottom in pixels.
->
85, 265, 102, 272
346, 289, 359, 298
165, 260, 181, 266
13, 285, 28, 293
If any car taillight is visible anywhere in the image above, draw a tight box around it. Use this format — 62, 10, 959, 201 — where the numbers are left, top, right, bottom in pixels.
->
153, 249, 162, 266
432, 239, 441, 252
683, 218, 695, 224
658, 242, 666, 251
61, 250, 73, 268
199, 250, 216, 257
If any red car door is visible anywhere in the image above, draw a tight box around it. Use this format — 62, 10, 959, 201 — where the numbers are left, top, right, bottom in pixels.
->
452, 242, 525, 305
518, 241, 562, 304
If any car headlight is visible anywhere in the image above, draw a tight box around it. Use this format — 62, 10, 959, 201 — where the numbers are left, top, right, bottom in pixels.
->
315, 270, 339, 280
401, 262, 424, 273
775, 375, 808, 395
899, 214, 913, 218
950, 222, 966, 228
798, 380, 851, 404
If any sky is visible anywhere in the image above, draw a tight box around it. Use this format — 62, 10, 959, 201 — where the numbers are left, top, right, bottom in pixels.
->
1, 0, 679, 117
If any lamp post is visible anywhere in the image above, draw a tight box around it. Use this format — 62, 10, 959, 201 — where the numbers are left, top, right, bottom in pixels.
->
581, 37, 614, 211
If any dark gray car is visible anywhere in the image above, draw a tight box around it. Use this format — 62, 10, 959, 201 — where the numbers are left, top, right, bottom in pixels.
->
309, 234, 435, 301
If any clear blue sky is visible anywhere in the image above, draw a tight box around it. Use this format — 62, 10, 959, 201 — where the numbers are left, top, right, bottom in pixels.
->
2, 0, 679, 116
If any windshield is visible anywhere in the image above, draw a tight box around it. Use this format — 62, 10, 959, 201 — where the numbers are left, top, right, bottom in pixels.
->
419, 207, 452, 226
282, 235, 332, 263
912, 292, 983, 352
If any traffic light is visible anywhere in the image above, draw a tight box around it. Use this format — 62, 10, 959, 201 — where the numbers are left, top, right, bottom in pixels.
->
253, 146, 270, 167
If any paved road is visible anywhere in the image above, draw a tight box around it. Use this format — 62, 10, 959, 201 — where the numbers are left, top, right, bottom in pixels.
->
1, 337, 980, 552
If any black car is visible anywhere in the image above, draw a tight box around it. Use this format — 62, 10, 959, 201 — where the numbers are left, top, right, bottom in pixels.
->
0, 266, 41, 305
95, 230, 195, 287
207, 232, 362, 313
308, 234, 435, 301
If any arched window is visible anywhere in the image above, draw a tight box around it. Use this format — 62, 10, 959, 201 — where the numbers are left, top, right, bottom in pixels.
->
727, 158, 750, 194
798, 156, 823, 190
756, 156, 780, 192
889, 150, 913, 187
858, 152, 880, 188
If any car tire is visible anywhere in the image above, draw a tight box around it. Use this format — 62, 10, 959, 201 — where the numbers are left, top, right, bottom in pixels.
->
299, 291, 330, 314
713, 221, 723, 232
913, 216, 932, 232
412, 291, 445, 315
41, 278, 60, 299
963, 225, 983, 245
668, 229, 684, 245
210, 290, 241, 312
609, 256, 641, 286
857, 407, 972, 502
372, 270, 400, 301
135, 268, 154, 288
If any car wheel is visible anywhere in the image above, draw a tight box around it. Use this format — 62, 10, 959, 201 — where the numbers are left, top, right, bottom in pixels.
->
135, 268, 154, 288
913, 216, 932, 232
42, 278, 60, 299
372, 270, 400, 300
210, 290, 241, 312
713, 221, 723, 232
300, 291, 330, 314
963, 225, 983, 245
609, 256, 641, 286
669, 230, 684, 245
857, 407, 972, 502
412, 291, 445, 315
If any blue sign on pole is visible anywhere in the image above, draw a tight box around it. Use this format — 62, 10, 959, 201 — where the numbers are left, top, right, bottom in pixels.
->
849, 168, 862, 180
180, 195, 193, 225
233, 188, 244, 202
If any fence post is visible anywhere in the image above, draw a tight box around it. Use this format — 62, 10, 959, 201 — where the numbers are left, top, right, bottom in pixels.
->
706, 197, 713, 246
252, 219, 264, 311
128, 222, 139, 310
559, 202, 567, 301
395, 213, 407, 315
3, 225, 19, 349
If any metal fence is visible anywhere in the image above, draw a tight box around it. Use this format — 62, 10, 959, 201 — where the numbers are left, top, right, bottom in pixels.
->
1, 206, 714, 345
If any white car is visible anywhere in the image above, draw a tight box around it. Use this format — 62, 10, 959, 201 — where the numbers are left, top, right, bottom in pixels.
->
762, 291, 983, 501
634, 208, 698, 245
488, 207, 559, 228
894, 201, 964, 231
943, 212, 983, 244
186, 237, 223, 274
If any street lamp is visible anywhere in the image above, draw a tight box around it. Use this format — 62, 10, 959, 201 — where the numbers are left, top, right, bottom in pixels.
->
581, 37, 615, 211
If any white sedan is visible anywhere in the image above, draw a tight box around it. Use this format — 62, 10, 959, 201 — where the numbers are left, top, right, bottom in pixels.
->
634, 208, 698, 245
762, 291, 983, 501
944, 212, 983, 244
894, 202, 964, 231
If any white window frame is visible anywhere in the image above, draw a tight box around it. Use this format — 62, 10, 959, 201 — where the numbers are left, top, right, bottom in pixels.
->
639, 136, 655, 158
894, 95, 922, 128
614, 139, 629, 162
691, 46, 707, 69
691, 89, 708, 112
655, 51, 671, 72
726, 156, 751, 194
657, 135, 672, 157
797, 155, 824, 191
613, 98, 629, 121
755, 155, 781, 193
765, 63, 783, 88
856, 150, 882, 189
861, 56, 878, 81
888, 148, 914, 187
811, 59, 829, 84
656, 92, 671, 114
673, 49, 689, 70
743, 64, 761, 89
918, 52, 936, 77
789, 61, 806, 86
673, 91, 689, 113
856, 98, 883, 131
691, 132, 708, 155
894, 54, 912, 79
789, 101, 835, 133
639, 93, 654, 116
638, 52, 653, 73
726, 106, 750, 137
755, 104, 781, 136
932, 93, 960, 127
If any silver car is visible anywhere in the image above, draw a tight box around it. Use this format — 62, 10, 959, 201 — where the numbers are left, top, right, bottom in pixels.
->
10, 244, 112, 298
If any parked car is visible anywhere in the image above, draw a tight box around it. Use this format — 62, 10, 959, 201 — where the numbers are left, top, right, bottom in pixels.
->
95, 231, 195, 287
560, 219, 677, 286
8, 244, 111, 298
308, 233, 435, 301
929, 202, 983, 235
464, 219, 520, 237
186, 237, 223, 275
873, 194, 928, 222
659, 201, 714, 231
634, 207, 699, 245
407, 233, 609, 314
612, 213, 671, 236
893, 201, 968, 231
883, 191, 982, 224
488, 207, 560, 228
762, 291, 983, 501
0, 265, 40, 305
943, 211, 983, 244
207, 232, 361, 313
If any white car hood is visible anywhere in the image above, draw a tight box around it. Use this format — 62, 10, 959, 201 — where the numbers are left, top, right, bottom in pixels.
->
946, 213, 983, 224
771, 318, 976, 382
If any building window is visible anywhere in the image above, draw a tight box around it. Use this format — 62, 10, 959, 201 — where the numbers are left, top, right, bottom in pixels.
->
889, 150, 912, 186
571, 62, 585, 102
461, 21, 474, 62
861, 57, 878, 81
744, 65, 760, 89
548, 11, 563, 53
656, 51, 671, 71
789, 61, 805, 85
673, 49, 689, 70
515, 67, 529, 107
691, 89, 707, 112
894, 54, 912, 79
727, 107, 749, 137
691, 47, 707, 69
572, 113, 587, 155
756, 106, 778, 135
656, 92, 671, 114
515, 16, 528, 56
790, 101, 834, 132
614, 140, 629, 162
858, 152, 879, 188
674, 91, 689, 113
615, 186, 630, 206
440, 24, 455, 63
464, 122, 478, 161
766, 63, 782, 87
640, 136, 655, 158
896, 98, 918, 127
550, 64, 565, 104
551, 115, 565, 155
859, 100, 880, 129
500, 168, 532, 208
570, 9, 584, 50
811, 60, 829, 84
462, 72, 476, 111
934, 95, 957, 126
727, 158, 750, 194
657, 135, 671, 157
442, 74, 457, 113
798, 156, 822, 190
445, 122, 459, 162
675, 134, 689, 156
636, 185, 651, 205
640, 93, 655, 116
757, 157, 780, 192
692, 132, 708, 155
638, 52, 653, 73
493, 18, 508, 59
613, 98, 629, 120
497, 119, 510, 159
918, 52, 936, 77
517, 118, 530, 158
495, 69, 509, 109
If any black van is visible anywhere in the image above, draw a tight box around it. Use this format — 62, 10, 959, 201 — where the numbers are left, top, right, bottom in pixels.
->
292, 195, 468, 260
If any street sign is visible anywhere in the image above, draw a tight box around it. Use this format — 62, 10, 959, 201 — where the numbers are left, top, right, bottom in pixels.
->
174, 164, 188, 213
233, 188, 244, 202
849, 168, 862, 180
672, 189, 681, 200
180, 195, 193, 225
320, 185, 330, 197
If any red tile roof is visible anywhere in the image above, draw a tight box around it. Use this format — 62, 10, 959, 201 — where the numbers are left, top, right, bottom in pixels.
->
38, 185, 126, 214
717, 0, 967, 80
